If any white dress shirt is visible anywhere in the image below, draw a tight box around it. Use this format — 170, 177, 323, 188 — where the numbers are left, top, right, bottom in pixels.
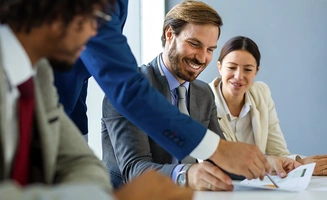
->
217, 81, 255, 144
0, 24, 34, 169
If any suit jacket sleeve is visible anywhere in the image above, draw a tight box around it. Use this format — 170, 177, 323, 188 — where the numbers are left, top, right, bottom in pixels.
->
80, 0, 206, 160
102, 96, 178, 183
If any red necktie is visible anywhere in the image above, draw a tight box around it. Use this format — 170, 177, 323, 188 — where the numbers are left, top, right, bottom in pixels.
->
11, 77, 35, 185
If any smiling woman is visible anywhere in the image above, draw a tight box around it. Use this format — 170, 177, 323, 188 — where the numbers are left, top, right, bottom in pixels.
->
209, 36, 327, 176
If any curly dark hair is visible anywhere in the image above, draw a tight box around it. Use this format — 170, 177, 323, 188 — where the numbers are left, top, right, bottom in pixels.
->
0, 0, 116, 33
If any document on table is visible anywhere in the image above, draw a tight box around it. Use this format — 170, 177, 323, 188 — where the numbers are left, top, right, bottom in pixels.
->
232, 163, 316, 191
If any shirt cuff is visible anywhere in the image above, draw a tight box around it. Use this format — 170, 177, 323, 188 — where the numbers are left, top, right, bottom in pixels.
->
189, 129, 220, 160
171, 164, 185, 183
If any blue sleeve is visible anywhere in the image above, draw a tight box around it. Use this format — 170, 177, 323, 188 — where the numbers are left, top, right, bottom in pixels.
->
68, 80, 89, 135
81, 0, 207, 159
53, 58, 91, 135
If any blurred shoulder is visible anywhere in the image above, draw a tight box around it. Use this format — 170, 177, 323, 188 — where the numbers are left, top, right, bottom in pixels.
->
250, 81, 271, 94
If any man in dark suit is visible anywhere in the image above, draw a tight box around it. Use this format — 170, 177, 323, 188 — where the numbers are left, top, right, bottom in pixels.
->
55, 0, 270, 182
0, 0, 194, 199
102, 1, 301, 191
102, 1, 234, 191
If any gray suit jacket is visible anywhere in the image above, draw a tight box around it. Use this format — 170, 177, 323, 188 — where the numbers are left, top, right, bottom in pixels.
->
102, 56, 225, 189
0, 58, 111, 199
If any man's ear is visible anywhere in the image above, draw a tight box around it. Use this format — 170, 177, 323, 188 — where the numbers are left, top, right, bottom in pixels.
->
165, 26, 174, 43
49, 19, 66, 37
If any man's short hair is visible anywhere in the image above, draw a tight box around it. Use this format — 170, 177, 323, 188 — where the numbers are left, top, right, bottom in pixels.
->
161, 0, 223, 47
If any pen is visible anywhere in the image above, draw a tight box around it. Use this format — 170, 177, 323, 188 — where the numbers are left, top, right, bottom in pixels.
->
266, 173, 279, 188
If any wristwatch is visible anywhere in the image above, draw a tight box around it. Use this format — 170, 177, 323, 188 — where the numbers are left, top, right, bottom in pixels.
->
176, 164, 192, 187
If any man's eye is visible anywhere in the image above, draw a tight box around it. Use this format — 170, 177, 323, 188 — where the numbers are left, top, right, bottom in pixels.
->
189, 41, 199, 47
245, 69, 253, 72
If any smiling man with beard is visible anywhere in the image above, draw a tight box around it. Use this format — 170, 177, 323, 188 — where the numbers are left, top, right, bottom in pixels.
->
101, 1, 235, 191
101, 1, 300, 191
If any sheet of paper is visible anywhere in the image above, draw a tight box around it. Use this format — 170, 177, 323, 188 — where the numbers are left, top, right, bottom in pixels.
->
232, 163, 316, 191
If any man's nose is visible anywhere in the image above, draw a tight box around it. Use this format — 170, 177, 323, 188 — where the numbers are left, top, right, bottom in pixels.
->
195, 49, 207, 64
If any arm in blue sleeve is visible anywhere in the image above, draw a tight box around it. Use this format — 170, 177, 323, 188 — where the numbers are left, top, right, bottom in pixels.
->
53, 59, 91, 135
81, 0, 206, 159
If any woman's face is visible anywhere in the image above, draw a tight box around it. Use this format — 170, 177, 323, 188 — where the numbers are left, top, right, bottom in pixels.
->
218, 50, 259, 98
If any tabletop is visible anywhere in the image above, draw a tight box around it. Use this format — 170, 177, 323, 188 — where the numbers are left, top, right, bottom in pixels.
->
193, 176, 327, 200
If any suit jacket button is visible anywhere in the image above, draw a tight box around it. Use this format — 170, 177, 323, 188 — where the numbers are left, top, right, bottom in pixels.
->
169, 134, 175, 140
163, 131, 170, 136
174, 137, 180, 143
178, 141, 184, 146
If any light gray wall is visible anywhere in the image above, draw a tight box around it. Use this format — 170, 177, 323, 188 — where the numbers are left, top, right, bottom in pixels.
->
167, 0, 327, 156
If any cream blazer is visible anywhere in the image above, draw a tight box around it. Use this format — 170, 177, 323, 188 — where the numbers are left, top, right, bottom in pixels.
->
209, 77, 290, 156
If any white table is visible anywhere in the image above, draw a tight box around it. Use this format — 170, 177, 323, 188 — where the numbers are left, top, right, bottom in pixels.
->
193, 176, 327, 200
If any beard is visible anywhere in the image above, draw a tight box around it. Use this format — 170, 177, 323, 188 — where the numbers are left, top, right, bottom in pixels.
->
167, 40, 206, 82
48, 58, 75, 72
48, 43, 85, 72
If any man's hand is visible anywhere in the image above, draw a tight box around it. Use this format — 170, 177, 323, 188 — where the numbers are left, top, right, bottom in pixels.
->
267, 156, 301, 177
114, 170, 193, 200
209, 140, 270, 180
297, 155, 327, 176
187, 161, 233, 191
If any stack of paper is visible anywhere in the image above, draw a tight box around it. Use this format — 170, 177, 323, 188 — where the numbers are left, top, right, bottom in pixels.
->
232, 163, 316, 191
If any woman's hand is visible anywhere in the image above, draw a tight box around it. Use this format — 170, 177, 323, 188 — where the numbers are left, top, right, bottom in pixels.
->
267, 156, 302, 177
297, 155, 327, 176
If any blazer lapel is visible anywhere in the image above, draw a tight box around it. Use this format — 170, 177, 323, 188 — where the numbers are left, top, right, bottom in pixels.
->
188, 83, 200, 121
33, 60, 59, 184
249, 96, 263, 152
150, 56, 171, 102
0, 64, 7, 179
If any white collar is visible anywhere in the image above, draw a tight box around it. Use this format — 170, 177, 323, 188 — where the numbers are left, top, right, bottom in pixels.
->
0, 24, 34, 87
218, 81, 252, 120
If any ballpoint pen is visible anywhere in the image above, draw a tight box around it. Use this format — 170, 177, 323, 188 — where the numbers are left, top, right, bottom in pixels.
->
266, 173, 279, 188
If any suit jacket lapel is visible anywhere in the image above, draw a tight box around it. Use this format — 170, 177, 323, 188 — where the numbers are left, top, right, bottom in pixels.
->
185, 84, 199, 164
249, 96, 263, 152
33, 60, 59, 183
148, 56, 171, 102
188, 83, 201, 122
0, 63, 7, 179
